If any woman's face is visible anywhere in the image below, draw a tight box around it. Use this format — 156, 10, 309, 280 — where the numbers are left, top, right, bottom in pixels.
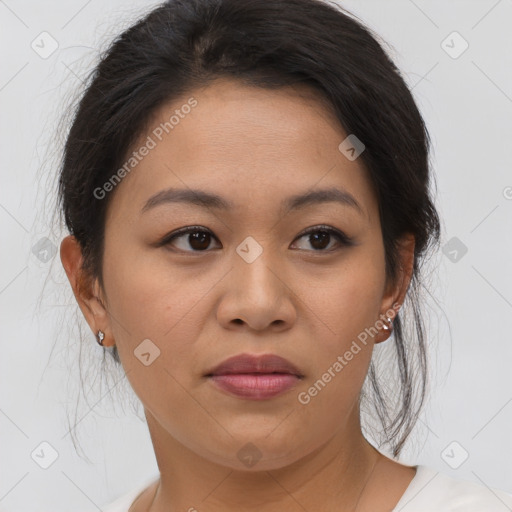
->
64, 78, 413, 471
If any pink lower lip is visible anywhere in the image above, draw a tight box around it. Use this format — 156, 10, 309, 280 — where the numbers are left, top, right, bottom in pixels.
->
208, 373, 300, 400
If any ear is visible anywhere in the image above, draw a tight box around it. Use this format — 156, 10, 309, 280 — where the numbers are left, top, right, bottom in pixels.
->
374, 233, 415, 343
59, 235, 113, 346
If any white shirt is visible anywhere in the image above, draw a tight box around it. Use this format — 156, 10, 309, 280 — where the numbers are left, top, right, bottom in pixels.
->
100, 465, 512, 511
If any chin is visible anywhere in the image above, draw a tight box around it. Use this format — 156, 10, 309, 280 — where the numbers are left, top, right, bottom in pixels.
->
200, 429, 312, 472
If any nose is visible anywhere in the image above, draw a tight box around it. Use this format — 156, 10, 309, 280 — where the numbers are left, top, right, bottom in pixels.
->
216, 247, 297, 333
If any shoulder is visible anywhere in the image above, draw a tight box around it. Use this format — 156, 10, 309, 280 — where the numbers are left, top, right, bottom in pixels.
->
394, 465, 512, 512
100, 476, 159, 512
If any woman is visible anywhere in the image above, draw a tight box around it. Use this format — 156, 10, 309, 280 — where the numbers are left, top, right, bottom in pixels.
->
58, 0, 512, 510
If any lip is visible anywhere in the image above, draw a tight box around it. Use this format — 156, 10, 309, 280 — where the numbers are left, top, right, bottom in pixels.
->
206, 353, 304, 377
205, 353, 304, 400
209, 374, 301, 400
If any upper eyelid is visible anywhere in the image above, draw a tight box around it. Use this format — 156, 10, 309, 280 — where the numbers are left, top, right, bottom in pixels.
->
167, 224, 345, 239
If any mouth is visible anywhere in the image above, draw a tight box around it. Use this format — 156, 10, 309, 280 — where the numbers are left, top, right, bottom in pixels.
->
205, 353, 304, 400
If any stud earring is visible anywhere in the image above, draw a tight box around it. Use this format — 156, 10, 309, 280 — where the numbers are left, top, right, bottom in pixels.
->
96, 330, 105, 346
382, 317, 393, 332
377, 317, 394, 343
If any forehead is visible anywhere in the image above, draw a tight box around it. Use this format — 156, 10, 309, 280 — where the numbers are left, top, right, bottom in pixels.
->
106, 78, 378, 225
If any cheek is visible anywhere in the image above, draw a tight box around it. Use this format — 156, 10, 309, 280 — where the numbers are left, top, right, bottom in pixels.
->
291, 245, 386, 407
101, 246, 212, 383
103, 246, 203, 333
300, 250, 386, 350
102, 251, 212, 417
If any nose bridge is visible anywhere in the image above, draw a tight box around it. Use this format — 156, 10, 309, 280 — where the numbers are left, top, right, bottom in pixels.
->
232, 235, 281, 303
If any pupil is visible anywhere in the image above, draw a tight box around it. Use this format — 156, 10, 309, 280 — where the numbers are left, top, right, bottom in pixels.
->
310, 231, 329, 250
190, 232, 210, 250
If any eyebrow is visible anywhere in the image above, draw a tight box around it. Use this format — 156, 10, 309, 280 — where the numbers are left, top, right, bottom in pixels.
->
141, 186, 364, 217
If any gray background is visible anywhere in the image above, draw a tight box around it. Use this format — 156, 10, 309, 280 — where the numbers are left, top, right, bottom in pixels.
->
1, 0, 511, 510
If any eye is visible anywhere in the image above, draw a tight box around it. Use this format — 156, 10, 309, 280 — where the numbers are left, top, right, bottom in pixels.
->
161, 226, 220, 252
291, 225, 353, 252
159, 224, 354, 254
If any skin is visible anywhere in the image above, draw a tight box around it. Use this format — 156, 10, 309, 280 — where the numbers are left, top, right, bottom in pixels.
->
61, 78, 417, 512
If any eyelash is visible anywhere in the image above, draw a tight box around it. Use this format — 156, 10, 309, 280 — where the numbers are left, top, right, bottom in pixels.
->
159, 224, 354, 254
